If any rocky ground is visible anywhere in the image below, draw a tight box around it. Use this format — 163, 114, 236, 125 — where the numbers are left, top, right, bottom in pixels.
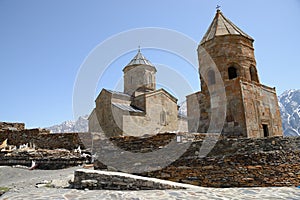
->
1, 166, 300, 200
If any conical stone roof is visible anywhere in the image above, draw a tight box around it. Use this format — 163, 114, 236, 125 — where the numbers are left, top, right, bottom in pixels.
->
200, 9, 253, 45
125, 49, 154, 67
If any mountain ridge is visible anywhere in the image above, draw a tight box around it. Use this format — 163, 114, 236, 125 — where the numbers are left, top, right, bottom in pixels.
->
278, 89, 300, 136
46, 115, 88, 133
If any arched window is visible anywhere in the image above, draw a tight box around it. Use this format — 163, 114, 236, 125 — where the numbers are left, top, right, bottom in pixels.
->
160, 111, 166, 126
250, 66, 259, 82
207, 70, 216, 85
147, 73, 152, 84
228, 66, 238, 80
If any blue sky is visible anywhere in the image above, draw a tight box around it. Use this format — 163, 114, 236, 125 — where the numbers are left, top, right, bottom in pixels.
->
0, 0, 299, 128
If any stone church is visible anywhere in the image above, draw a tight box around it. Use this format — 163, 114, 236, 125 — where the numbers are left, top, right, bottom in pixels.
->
186, 9, 283, 138
88, 49, 186, 137
89, 9, 283, 139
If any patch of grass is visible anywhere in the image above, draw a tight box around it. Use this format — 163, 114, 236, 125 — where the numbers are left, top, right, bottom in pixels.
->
0, 187, 9, 192
45, 183, 55, 188
0, 187, 9, 196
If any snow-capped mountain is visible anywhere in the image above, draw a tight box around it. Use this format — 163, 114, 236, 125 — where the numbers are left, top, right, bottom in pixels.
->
46, 90, 300, 136
278, 89, 300, 137
46, 115, 88, 133
178, 101, 187, 117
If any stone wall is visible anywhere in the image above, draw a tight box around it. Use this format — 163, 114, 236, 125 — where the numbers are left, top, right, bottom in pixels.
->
0, 122, 25, 131
92, 90, 128, 137
142, 136, 300, 187
187, 80, 246, 137
123, 65, 156, 96
241, 81, 283, 137
73, 169, 188, 190
200, 36, 257, 88
0, 149, 86, 169
187, 77, 283, 138
88, 109, 103, 133
93, 133, 300, 187
2, 128, 300, 187
109, 133, 176, 153
123, 89, 179, 136
0, 130, 92, 150
0, 130, 92, 169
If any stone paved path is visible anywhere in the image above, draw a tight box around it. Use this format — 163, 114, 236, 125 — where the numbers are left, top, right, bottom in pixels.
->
2, 187, 300, 200
1, 166, 300, 199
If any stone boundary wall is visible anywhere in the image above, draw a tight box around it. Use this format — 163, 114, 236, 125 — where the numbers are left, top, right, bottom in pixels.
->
110, 133, 176, 152
139, 136, 300, 187
73, 169, 200, 190
2, 129, 300, 187
0, 131, 175, 151
0, 122, 25, 131
0, 149, 87, 169
0, 130, 92, 150
93, 134, 300, 187
0, 157, 85, 169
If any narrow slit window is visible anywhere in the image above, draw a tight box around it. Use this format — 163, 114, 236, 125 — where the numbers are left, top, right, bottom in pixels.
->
207, 70, 216, 85
250, 66, 259, 82
148, 73, 152, 84
160, 111, 166, 126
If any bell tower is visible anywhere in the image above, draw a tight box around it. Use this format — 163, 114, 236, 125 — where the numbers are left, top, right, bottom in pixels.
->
187, 9, 283, 138
199, 9, 259, 94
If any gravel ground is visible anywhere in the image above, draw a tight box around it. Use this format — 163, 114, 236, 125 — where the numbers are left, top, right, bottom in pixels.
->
0, 166, 78, 190
1, 166, 300, 200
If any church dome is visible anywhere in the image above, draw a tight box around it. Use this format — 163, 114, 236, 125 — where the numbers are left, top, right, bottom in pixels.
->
125, 49, 154, 67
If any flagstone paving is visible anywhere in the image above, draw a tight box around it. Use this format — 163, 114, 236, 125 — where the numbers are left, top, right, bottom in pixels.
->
1, 166, 300, 200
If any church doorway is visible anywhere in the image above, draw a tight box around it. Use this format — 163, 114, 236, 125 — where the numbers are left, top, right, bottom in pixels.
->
262, 124, 269, 137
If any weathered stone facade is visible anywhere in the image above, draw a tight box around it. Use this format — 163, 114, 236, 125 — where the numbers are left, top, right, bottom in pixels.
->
123, 64, 156, 96
89, 50, 187, 137
187, 10, 283, 138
